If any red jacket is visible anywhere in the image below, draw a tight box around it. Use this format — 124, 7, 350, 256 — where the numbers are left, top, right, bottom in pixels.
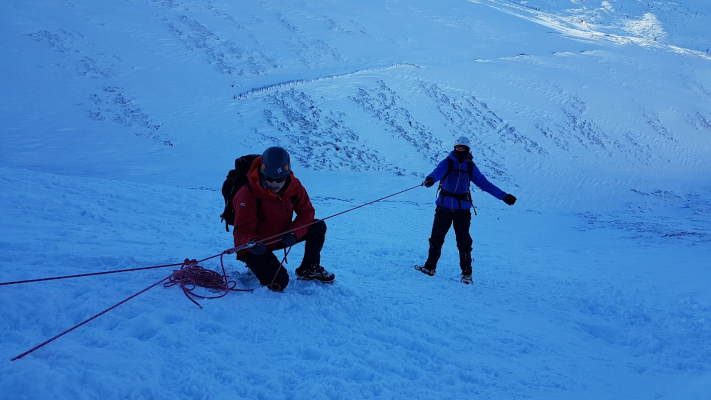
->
232, 156, 315, 250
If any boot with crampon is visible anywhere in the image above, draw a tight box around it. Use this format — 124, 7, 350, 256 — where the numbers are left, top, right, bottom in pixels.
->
296, 264, 335, 283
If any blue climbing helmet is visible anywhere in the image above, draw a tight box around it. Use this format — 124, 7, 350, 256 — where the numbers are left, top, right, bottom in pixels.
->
260, 146, 291, 179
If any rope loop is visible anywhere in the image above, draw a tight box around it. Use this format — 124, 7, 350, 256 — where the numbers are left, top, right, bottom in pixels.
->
8, 184, 422, 360
163, 258, 239, 308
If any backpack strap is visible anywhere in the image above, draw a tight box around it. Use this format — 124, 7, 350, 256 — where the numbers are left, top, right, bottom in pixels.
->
436, 159, 454, 197
443, 158, 455, 180
224, 183, 264, 232
255, 197, 263, 222
440, 158, 473, 181
246, 182, 265, 223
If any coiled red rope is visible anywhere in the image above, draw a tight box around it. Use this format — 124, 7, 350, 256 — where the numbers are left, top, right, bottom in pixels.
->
6, 184, 423, 361
164, 257, 252, 309
9, 253, 250, 361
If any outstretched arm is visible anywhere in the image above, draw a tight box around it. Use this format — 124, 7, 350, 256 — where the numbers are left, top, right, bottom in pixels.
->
470, 163, 507, 200
424, 158, 450, 186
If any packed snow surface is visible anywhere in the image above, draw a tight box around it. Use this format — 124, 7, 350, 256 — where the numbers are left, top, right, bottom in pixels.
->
1, 0, 710, 399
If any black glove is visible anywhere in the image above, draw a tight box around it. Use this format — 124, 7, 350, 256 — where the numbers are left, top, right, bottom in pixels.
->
249, 240, 266, 255
279, 233, 297, 247
503, 194, 517, 206
424, 177, 435, 188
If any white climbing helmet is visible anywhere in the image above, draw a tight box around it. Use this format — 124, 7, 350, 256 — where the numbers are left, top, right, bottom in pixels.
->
454, 136, 471, 149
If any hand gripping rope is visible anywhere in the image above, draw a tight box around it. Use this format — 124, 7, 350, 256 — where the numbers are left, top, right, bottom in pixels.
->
2, 184, 423, 360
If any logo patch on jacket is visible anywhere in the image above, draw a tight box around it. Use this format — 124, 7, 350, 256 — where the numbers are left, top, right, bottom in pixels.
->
240, 202, 246, 207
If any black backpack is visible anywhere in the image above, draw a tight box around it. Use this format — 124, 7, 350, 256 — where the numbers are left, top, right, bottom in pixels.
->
220, 154, 259, 232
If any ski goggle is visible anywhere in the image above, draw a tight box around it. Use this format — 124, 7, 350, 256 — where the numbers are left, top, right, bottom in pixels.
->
263, 175, 287, 183
454, 145, 469, 150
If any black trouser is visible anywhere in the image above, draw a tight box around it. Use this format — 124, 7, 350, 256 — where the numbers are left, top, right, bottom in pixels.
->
240, 220, 327, 291
425, 206, 473, 271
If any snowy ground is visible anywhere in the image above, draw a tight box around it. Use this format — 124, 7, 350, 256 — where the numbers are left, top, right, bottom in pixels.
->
2, 167, 710, 399
1, 0, 711, 399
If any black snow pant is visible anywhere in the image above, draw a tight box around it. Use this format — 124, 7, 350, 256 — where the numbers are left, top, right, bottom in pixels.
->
240, 220, 327, 291
425, 206, 473, 272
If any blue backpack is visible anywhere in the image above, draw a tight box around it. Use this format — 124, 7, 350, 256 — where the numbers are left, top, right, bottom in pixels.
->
437, 158, 475, 210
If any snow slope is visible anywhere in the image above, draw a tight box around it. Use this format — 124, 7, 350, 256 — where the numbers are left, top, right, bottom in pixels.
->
1, 0, 710, 399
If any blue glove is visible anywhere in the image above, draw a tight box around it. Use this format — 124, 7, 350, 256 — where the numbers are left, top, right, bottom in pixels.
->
249, 240, 266, 255
280, 233, 297, 247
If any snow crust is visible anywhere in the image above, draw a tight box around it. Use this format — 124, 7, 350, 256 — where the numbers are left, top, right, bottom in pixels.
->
1, 0, 710, 398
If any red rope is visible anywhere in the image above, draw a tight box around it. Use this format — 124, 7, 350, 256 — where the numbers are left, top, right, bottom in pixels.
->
11, 274, 172, 361
0, 262, 184, 287
1, 250, 233, 287
164, 256, 253, 309
7, 184, 423, 360
10, 254, 254, 361
265, 247, 292, 292
1, 185, 422, 288
233, 185, 422, 290
254, 184, 423, 246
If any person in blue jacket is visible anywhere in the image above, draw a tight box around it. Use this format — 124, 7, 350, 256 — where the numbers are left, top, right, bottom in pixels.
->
416, 136, 517, 284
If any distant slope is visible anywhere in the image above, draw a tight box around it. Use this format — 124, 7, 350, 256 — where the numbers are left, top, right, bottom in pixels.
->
1, 0, 709, 204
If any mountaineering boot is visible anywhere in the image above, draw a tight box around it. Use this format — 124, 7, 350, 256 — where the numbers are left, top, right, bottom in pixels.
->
415, 264, 436, 276
460, 252, 473, 284
296, 264, 335, 283
416, 243, 441, 276
460, 268, 473, 284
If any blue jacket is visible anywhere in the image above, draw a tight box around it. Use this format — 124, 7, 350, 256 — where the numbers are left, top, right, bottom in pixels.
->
428, 152, 507, 210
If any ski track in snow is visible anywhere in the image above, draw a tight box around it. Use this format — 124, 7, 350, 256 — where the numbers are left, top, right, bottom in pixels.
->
234, 63, 421, 99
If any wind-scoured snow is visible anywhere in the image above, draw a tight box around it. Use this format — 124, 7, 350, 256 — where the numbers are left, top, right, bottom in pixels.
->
1, 0, 710, 399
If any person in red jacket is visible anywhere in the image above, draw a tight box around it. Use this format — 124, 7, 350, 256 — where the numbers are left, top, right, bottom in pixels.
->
232, 146, 335, 291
